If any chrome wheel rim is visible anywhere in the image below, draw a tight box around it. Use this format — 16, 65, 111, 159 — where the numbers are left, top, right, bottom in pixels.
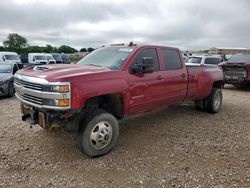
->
214, 92, 221, 110
90, 121, 113, 150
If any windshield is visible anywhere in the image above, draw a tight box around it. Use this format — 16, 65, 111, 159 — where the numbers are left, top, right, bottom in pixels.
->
77, 47, 134, 70
4, 55, 20, 61
0, 64, 12, 73
186, 57, 202, 64
52, 54, 62, 60
228, 54, 250, 62
35, 55, 47, 61
47, 56, 54, 60
61, 55, 69, 60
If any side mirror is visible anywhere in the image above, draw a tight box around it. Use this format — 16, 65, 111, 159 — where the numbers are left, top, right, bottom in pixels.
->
130, 57, 155, 74
141, 57, 154, 74
130, 64, 142, 74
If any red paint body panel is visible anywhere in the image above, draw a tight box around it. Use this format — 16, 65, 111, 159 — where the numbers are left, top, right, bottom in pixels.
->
17, 45, 223, 117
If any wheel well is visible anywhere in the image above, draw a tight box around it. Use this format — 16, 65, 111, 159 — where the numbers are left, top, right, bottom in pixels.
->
213, 80, 223, 88
84, 94, 124, 119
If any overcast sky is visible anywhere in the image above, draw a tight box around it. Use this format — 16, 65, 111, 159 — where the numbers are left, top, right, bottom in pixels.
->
0, 0, 249, 50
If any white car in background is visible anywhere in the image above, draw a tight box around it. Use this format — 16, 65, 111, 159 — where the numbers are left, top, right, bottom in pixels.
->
45, 54, 56, 64
186, 55, 222, 66
0, 52, 21, 64
20, 53, 48, 64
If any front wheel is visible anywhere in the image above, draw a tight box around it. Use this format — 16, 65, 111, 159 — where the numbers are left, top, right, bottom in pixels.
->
78, 110, 119, 157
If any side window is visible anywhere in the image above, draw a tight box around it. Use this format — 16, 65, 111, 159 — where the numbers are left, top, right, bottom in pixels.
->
133, 48, 160, 71
205, 58, 220, 65
162, 49, 182, 70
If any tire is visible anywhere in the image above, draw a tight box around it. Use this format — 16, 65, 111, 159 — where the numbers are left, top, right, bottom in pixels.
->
205, 88, 222, 113
7, 82, 15, 97
194, 99, 205, 111
78, 109, 119, 157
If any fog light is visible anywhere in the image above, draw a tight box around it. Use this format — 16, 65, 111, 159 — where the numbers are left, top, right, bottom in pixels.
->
58, 99, 70, 107
43, 99, 70, 107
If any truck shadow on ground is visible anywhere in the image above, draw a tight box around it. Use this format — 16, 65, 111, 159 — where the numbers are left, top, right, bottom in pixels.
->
0, 96, 14, 100
31, 103, 218, 162
223, 84, 250, 92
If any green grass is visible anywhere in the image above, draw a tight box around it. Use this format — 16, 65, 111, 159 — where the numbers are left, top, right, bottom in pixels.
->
70, 56, 82, 63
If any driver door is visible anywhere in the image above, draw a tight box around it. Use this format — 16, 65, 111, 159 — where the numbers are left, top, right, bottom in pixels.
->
127, 48, 166, 115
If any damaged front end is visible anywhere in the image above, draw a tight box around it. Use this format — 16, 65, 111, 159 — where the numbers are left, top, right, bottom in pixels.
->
222, 64, 250, 85
14, 73, 80, 131
21, 103, 69, 130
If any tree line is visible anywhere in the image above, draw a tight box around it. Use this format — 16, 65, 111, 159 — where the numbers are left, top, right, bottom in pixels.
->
0, 33, 95, 54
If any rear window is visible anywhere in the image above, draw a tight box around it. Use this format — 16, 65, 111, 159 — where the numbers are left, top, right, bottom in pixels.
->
162, 49, 182, 70
187, 57, 202, 64
205, 57, 221, 65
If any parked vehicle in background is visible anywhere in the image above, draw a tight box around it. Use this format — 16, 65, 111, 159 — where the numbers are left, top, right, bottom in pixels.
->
0, 63, 22, 97
20, 53, 48, 65
14, 44, 223, 157
221, 54, 250, 86
52, 53, 63, 64
61, 54, 70, 64
0, 52, 21, 64
182, 51, 192, 61
45, 54, 56, 64
186, 55, 221, 66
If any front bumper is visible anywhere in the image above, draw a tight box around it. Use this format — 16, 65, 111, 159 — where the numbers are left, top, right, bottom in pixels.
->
21, 103, 66, 129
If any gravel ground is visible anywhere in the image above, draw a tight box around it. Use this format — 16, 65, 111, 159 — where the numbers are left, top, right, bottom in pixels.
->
0, 85, 250, 188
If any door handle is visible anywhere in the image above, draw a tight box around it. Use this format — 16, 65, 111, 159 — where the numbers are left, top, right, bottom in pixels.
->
156, 75, 164, 80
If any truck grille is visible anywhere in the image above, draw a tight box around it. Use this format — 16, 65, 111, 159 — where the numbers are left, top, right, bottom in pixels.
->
16, 92, 43, 105
14, 78, 42, 91
223, 66, 247, 80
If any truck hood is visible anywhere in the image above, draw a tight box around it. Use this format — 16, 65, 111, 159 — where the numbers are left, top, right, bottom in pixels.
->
223, 61, 250, 66
17, 64, 113, 81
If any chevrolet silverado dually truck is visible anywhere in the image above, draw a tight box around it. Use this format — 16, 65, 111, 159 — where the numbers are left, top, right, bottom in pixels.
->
14, 44, 223, 157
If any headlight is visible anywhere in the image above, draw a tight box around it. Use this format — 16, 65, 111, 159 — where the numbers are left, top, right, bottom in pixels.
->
43, 84, 70, 93
43, 99, 70, 107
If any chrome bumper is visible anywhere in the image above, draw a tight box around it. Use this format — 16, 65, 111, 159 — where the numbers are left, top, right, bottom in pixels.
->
14, 74, 71, 111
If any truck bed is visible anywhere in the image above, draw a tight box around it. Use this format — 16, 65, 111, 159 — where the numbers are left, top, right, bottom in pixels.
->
186, 64, 223, 100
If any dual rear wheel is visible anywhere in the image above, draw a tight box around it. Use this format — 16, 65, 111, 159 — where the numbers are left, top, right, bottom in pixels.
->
195, 88, 222, 113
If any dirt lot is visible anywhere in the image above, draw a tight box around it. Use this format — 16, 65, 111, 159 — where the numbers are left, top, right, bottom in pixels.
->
0, 85, 250, 188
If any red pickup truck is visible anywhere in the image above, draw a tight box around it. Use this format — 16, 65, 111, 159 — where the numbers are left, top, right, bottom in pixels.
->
14, 44, 223, 157
221, 54, 250, 86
